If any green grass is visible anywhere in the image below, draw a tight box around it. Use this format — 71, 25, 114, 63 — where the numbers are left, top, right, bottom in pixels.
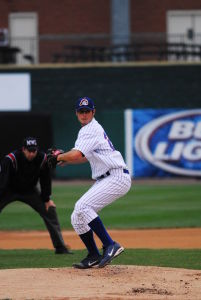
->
0, 183, 201, 230
0, 249, 201, 270
1, 182, 201, 270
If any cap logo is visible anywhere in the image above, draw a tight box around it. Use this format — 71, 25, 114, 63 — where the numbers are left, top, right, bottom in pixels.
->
79, 98, 89, 107
27, 139, 37, 146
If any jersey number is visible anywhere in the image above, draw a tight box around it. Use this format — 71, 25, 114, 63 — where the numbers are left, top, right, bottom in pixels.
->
104, 132, 115, 150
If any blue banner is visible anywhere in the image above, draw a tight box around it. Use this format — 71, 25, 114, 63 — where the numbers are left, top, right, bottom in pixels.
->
133, 109, 201, 177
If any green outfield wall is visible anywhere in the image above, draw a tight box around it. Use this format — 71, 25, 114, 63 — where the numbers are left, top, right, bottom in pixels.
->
1, 62, 201, 112
1, 62, 201, 178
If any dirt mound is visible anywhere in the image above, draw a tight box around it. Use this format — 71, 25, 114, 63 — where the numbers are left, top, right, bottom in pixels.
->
0, 265, 201, 300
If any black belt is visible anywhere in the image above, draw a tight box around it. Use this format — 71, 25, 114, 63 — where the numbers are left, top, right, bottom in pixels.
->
96, 169, 129, 180
97, 171, 110, 180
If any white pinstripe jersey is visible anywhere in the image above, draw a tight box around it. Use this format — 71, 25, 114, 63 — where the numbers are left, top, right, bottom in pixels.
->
74, 118, 127, 179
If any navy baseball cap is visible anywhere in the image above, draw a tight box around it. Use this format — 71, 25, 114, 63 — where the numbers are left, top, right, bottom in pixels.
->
76, 97, 95, 111
23, 137, 38, 151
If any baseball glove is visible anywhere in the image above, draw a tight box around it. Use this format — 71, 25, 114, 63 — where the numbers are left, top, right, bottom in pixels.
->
47, 148, 64, 169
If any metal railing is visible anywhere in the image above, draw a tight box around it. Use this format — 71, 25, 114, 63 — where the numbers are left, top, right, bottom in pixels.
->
52, 43, 201, 63
1, 33, 201, 64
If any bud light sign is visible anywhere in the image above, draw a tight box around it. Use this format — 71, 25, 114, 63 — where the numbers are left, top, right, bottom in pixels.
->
133, 109, 201, 177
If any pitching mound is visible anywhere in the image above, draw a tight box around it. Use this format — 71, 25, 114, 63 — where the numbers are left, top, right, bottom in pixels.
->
0, 265, 201, 299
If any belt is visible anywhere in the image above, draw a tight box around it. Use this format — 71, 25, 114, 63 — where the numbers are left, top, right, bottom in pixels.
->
96, 169, 129, 180
97, 171, 110, 180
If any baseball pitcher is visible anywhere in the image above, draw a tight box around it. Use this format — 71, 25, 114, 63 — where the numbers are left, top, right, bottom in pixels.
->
47, 97, 131, 268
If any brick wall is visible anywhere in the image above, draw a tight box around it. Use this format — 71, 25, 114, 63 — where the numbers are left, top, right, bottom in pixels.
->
2, 0, 201, 35
1, 0, 201, 62
0, 0, 110, 34
0, 0, 111, 62
131, 0, 201, 33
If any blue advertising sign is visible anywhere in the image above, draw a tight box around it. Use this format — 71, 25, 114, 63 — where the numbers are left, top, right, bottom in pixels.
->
133, 109, 201, 177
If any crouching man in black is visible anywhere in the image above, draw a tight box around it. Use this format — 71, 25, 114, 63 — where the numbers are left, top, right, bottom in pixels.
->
0, 137, 71, 254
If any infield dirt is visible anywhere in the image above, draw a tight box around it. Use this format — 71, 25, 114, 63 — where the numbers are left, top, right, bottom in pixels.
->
1, 228, 201, 249
0, 265, 201, 300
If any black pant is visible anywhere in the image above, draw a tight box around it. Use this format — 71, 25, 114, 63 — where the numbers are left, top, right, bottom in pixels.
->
0, 189, 66, 250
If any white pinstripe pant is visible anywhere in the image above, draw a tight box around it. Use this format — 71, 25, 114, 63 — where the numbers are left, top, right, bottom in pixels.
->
71, 168, 131, 235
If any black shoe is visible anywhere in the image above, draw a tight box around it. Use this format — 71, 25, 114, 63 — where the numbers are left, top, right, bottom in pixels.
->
55, 247, 73, 254
98, 242, 124, 268
73, 254, 102, 269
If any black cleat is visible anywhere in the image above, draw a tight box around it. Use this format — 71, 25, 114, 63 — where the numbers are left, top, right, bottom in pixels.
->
73, 254, 102, 269
98, 242, 124, 268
